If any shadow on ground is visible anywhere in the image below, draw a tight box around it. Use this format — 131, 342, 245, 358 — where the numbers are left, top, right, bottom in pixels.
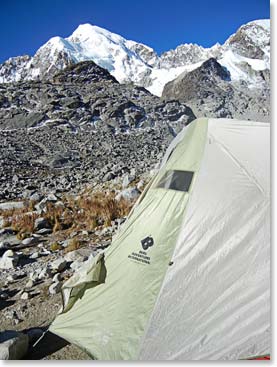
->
25, 328, 69, 360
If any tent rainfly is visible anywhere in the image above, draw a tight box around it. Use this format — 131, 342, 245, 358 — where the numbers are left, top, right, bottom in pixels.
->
49, 118, 270, 360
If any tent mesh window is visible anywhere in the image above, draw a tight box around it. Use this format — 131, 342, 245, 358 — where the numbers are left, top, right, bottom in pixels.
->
156, 170, 194, 192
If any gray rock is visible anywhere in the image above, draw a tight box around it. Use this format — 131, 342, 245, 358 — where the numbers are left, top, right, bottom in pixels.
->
122, 174, 135, 188
34, 194, 58, 213
51, 258, 67, 272
35, 228, 52, 235
34, 217, 51, 231
21, 237, 38, 246
103, 172, 115, 181
0, 249, 19, 269
29, 192, 42, 202
49, 281, 62, 295
25, 279, 34, 288
136, 179, 145, 190
115, 187, 141, 202
64, 248, 91, 262
0, 201, 24, 211
0, 330, 29, 360
29, 252, 39, 259
38, 267, 52, 280
52, 273, 62, 283
20, 292, 29, 300
29, 270, 40, 281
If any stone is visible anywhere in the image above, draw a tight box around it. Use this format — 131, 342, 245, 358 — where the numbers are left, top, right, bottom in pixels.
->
34, 217, 51, 231
29, 252, 39, 259
136, 179, 145, 190
0, 201, 25, 211
50, 258, 67, 272
49, 281, 62, 295
29, 270, 40, 282
38, 267, 52, 280
0, 291, 9, 300
52, 273, 62, 283
64, 248, 91, 262
0, 330, 29, 360
0, 250, 19, 269
21, 237, 38, 246
34, 194, 58, 213
29, 192, 42, 202
25, 279, 34, 288
122, 174, 135, 188
35, 228, 52, 235
115, 187, 141, 202
20, 292, 29, 300
103, 172, 115, 181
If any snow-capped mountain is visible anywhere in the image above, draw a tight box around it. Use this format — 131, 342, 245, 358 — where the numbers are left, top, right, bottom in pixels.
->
0, 19, 270, 96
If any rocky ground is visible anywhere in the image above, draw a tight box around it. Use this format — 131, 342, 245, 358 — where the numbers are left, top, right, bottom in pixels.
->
0, 185, 143, 359
0, 61, 195, 201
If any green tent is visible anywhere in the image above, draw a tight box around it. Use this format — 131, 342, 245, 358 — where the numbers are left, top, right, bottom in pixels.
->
50, 117, 270, 360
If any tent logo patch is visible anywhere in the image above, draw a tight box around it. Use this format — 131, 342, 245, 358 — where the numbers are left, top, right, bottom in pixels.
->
128, 236, 154, 265
141, 236, 154, 251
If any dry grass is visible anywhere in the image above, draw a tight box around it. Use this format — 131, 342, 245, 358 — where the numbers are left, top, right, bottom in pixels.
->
50, 242, 63, 252
9, 213, 39, 239
73, 191, 132, 230
1, 190, 134, 237
64, 237, 83, 253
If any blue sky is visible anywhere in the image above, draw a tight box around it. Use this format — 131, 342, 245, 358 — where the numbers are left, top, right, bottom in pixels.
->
1, 0, 270, 63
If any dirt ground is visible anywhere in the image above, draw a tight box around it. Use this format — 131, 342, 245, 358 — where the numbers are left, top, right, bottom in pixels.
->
1, 278, 90, 360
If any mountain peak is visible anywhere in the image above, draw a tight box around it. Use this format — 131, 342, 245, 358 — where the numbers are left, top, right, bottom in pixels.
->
69, 23, 124, 44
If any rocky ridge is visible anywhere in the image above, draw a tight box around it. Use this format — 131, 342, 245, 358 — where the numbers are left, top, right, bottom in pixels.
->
162, 57, 270, 121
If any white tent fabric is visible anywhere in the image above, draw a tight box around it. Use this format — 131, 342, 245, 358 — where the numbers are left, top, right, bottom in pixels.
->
139, 119, 270, 360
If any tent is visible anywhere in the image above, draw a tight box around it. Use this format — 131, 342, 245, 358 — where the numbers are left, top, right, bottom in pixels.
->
49, 117, 270, 360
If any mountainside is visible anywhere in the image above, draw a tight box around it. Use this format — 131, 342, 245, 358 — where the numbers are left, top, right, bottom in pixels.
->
0, 19, 270, 98
0, 61, 195, 200
162, 57, 270, 121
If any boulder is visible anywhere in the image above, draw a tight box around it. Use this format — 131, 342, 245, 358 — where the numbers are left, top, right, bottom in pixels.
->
25, 279, 34, 288
38, 267, 52, 280
49, 281, 62, 295
51, 258, 67, 272
21, 237, 39, 246
0, 201, 25, 211
122, 174, 135, 188
115, 187, 141, 202
29, 252, 39, 259
52, 273, 62, 283
20, 292, 29, 300
34, 194, 59, 213
64, 248, 91, 262
0, 250, 19, 269
34, 217, 51, 231
0, 330, 29, 360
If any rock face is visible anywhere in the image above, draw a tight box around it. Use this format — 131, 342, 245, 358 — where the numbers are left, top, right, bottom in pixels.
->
162, 58, 270, 122
0, 60, 195, 200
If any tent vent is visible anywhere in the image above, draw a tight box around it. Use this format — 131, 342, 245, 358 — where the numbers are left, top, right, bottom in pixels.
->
156, 170, 194, 192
